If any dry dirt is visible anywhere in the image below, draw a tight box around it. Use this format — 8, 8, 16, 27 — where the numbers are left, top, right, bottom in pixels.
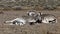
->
0, 10, 60, 34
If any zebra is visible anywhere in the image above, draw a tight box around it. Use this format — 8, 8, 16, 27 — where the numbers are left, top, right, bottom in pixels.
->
4, 10, 57, 26
27, 10, 57, 24
38, 12, 57, 24
4, 18, 26, 25
26, 10, 42, 23
4, 16, 37, 25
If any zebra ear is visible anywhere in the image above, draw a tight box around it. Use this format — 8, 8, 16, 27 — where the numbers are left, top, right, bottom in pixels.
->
38, 12, 43, 16
38, 12, 41, 16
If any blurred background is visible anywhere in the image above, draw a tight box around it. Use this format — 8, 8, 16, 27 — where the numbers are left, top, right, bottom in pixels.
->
0, 0, 60, 10
0, 0, 60, 34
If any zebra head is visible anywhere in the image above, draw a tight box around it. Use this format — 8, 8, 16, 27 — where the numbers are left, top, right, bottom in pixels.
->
27, 10, 37, 17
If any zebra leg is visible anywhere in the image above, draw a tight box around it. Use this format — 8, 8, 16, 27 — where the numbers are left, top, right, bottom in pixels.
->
4, 18, 20, 24
19, 22, 24, 26
4, 21, 13, 23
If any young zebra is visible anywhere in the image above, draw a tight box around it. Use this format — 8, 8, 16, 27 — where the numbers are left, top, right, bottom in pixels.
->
4, 16, 37, 25
4, 18, 26, 25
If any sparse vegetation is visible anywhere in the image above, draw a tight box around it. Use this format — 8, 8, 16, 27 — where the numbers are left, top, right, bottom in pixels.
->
0, 10, 59, 34
0, 0, 59, 34
0, 0, 59, 10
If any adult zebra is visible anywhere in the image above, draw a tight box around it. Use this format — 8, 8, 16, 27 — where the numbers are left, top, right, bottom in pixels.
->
38, 13, 57, 24
27, 10, 57, 24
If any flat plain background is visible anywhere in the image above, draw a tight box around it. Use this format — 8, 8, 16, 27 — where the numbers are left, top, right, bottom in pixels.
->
0, 10, 59, 34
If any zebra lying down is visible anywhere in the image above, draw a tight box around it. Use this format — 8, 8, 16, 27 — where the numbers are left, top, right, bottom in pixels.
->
4, 10, 57, 25
38, 14, 57, 24
27, 10, 57, 24
4, 16, 37, 25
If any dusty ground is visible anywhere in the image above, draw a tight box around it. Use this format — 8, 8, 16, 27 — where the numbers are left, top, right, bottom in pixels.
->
0, 10, 60, 34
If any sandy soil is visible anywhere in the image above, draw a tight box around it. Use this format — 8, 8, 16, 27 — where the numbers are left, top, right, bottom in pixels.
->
0, 10, 60, 34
